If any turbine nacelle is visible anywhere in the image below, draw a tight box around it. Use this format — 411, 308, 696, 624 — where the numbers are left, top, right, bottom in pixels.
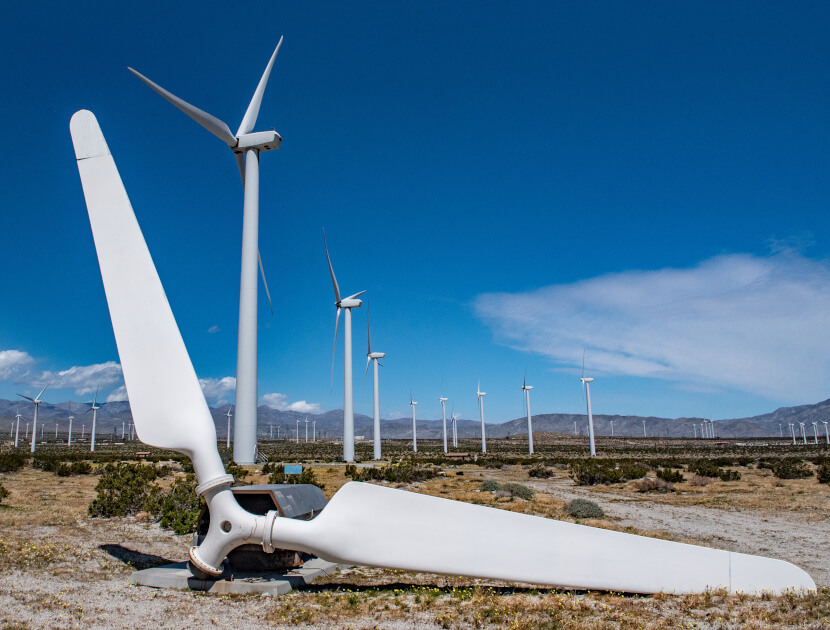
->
337, 296, 364, 308
439, 396, 448, 402
368, 352, 385, 359
581, 377, 594, 384
234, 130, 282, 153
522, 385, 534, 390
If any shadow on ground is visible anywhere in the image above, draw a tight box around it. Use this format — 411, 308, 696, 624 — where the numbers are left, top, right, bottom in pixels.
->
99, 544, 174, 570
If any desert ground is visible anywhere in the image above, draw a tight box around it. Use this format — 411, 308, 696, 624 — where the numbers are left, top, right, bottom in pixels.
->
0, 434, 828, 629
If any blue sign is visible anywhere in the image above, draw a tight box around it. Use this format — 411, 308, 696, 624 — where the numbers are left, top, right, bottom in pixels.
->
284, 464, 303, 475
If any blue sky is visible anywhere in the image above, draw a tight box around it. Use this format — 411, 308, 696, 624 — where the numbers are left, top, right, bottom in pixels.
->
2, 1, 830, 422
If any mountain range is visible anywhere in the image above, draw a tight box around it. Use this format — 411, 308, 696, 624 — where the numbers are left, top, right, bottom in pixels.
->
1, 396, 829, 440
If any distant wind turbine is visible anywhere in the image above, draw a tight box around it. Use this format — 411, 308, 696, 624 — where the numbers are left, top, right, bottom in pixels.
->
799, 422, 807, 445
18, 383, 49, 454
823, 421, 829, 445
642, 419, 647, 438
450, 411, 458, 448
225, 406, 233, 449
87, 387, 100, 452
410, 395, 418, 453
313, 420, 316, 442
13, 406, 22, 448
580, 355, 596, 457
363, 307, 385, 460
295, 418, 300, 444
476, 382, 487, 454
129, 39, 283, 465
305, 417, 309, 443
789, 422, 796, 445
324, 230, 365, 462
521, 374, 534, 455
439, 389, 449, 454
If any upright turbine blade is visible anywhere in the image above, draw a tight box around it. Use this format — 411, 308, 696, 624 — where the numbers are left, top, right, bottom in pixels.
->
258, 251, 273, 314
69, 110, 223, 478
363, 356, 371, 389
127, 68, 237, 146
237, 36, 284, 136
330, 308, 341, 392
367, 303, 372, 355
36, 382, 50, 401
323, 229, 340, 302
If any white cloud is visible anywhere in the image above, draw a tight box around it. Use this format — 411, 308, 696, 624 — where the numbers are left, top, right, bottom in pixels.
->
106, 385, 129, 403
475, 252, 830, 402
260, 392, 322, 413
207, 325, 221, 334
199, 377, 236, 404
387, 411, 405, 420
41, 361, 123, 396
0, 350, 34, 380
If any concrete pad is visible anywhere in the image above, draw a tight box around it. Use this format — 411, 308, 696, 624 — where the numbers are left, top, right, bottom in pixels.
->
130, 558, 348, 596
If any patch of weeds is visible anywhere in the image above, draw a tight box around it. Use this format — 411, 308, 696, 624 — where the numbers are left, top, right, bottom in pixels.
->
634, 477, 675, 493
0, 449, 27, 473
480, 481, 534, 500
570, 459, 646, 485
0, 483, 8, 505
480, 480, 500, 492
772, 458, 813, 480
528, 464, 554, 478
656, 467, 684, 483
718, 469, 741, 482
687, 458, 721, 478
689, 474, 713, 487
345, 462, 435, 484
818, 461, 830, 484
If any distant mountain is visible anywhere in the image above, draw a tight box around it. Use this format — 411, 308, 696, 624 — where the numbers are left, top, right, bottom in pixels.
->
2, 397, 828, 440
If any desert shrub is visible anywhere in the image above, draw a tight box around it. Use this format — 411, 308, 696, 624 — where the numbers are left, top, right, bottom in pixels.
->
345, 463, 434, 485
31, 454, 61, 473
635, 477, 675, 493
718, 469, 741, 482
689, 475, 712, 487
71, 461, 93, 475
88, 463, 166, 518
757, 458, 779, 470
501, 483, 534, 500
564, 498, 604, 519
269, 465, 325, 489
570, 460, 623, 485
225, 461, 249, 482
817, 462, 830, 484
772, 458, 813, 480
147, 474, 204, 535
528, 464, 554, 478
0, 482, 8, 505
656, 468, 685, 483
736, 456, 754, 466
480, 480, 500, 492
55, 462, 72, 477
687, 458, 721, 478
0, 450, 27, 473
618, 462, 647, 480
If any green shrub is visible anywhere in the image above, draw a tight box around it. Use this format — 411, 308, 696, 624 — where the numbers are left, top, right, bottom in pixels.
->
618, 462, 648, 480
687, 459, 721, 478
0, 450, 27, 473
480, 480, 501, 492
88, 463, 167, 518
772, 459, 813, 480
0, 482, 9, 505
225, 461, 249, 482
570, 460, 623, 485
656, 468, 685, 483
345, 463, 434, 485
501, 483, 534, 500
55, 462, 72, 477
718, 469, 741, 482
817, 462, 830, 484
528, 464, 553, 479
564, 498, 604, 519
147, 474, 204, 535
71, 461, 92, 475
269, 465, 325, 489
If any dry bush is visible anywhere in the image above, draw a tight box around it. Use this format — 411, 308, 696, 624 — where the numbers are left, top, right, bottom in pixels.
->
689, 474, 713, 487
635, 477, 675, 493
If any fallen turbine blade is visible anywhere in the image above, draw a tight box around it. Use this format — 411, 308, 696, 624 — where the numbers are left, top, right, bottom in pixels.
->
128, 68, 237, 146
237, 36, 283, 136
272, 481, 815, 595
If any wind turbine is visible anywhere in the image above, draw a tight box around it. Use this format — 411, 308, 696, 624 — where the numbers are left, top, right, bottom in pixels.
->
476, 382, 487, 454
642, 419, 647, 438
450, 410, 459, 448
580, 355, 596, 458
295, 419, 300, 444
71, 108, 816, 596
610, 420, 614, 437
521, 374, 534, 455
799, 422, 807, 445
410, 395, 418, 453
789, 422, 796, 445
313, 420, 316, 442
129, 39, 283, 465
87, 387, 100, 452
305, 417, 309, 443
439, 389, 449, 454
823, 420, 829, 445
363, 307, 385, 460
18, 383, 49, 454
225, 406, 233, 449
324, 230, 365, 462
812, 422, 819, 445
13, 406, 22, 448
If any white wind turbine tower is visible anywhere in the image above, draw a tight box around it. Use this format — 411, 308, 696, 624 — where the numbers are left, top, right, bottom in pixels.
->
13, 406, 22, 448
799, 422, 807, 445
130, 38, 283, 465
450, 411, 459, 448
823, 421, 829, 445
439, 390, 449, 454
610, 420, 614, 437
812, 422, 819, 445
72, 108, 816, 599
476, 382, 487, 454
87, 387, 100, 452
225, 406, 233, 449
18, 383, 49, 454
324, 230, 365, 462
789, 422, 796, 445
295, 418, 300, 444
313, 420, 316, 442
305, 417, 309, 443
363, 308, 385, 460
410, 395, 419, 453
642, 419, 647, 438
580, 356, 597, 458
522, 374, 534, 455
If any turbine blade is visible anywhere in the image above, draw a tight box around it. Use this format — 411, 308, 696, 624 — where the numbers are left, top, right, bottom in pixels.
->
17, 394, 34, 403
235, 153, 246, 186
258, 250, 273, 314
582, 349, 585, 380
345, 290, 366, 300
70, 110, 222, 471
330, 307, 341, 393
363, 356, 370, 389
93, 385, 99, 407
236, 36, 283, 137
36, 382, 51, 401
367, 303, 372, 354
272, 482, 816, 594
127, 68, 237, 146
323, 229, 341, 302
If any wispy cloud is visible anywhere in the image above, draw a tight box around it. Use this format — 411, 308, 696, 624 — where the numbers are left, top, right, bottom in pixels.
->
260, 392, 321, 413
198, 377, 236, 404
106, 385, 128, 403
0, 350, 34, 381
475, 252, 830, 402
207, 325, 221, 334
40, 361, 122, 396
